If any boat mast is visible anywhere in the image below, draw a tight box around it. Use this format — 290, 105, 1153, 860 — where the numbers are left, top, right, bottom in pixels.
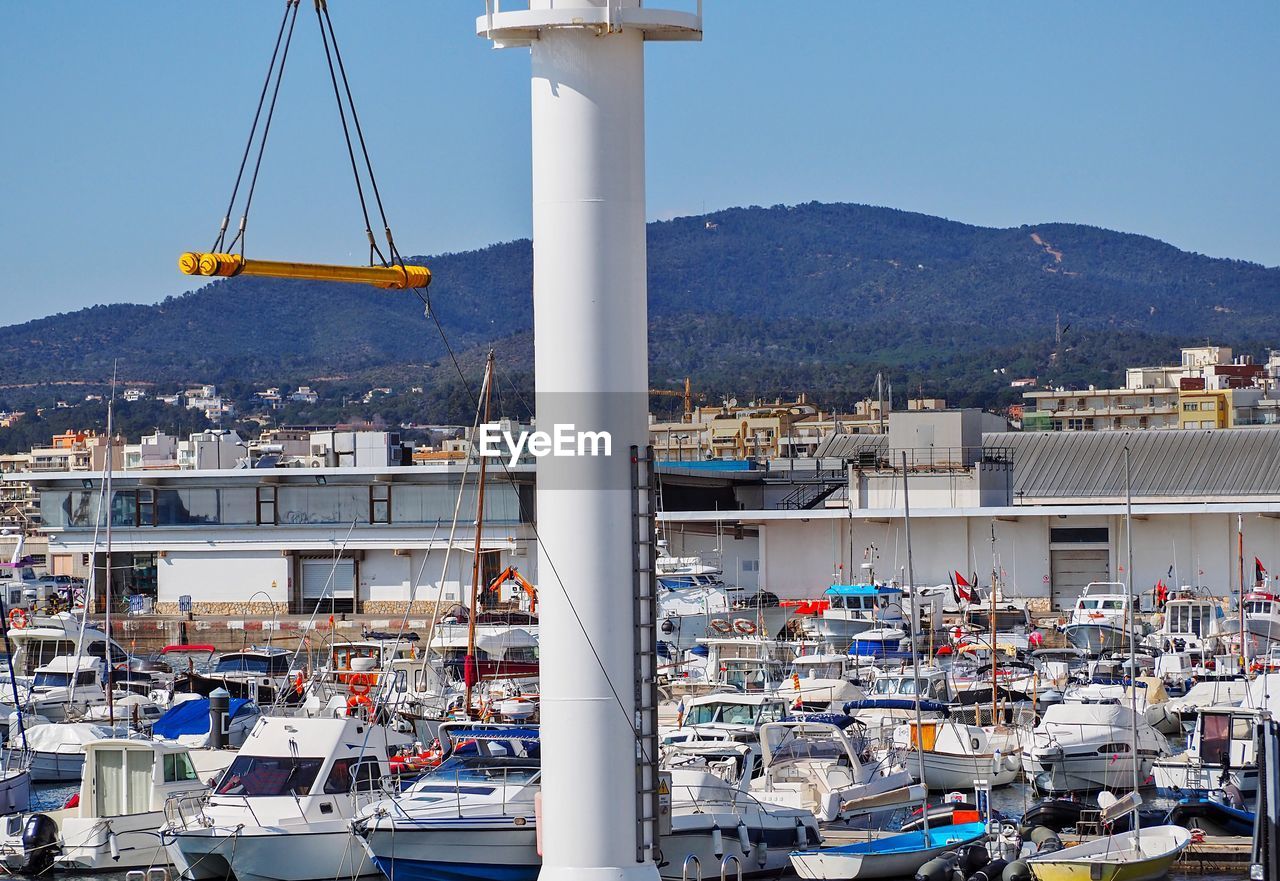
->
463, 353, 495, 720
103, 368, 117, 724
1124, 445, 1141, 839
901, 452, 928, 834
1238, 513, 1248, 674
990, 523, 998, 728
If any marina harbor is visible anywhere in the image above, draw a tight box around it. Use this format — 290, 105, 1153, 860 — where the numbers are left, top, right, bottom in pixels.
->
3, 3, 1278, 881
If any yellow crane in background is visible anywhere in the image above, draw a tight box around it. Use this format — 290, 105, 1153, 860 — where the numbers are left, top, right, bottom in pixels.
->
648, 376, 702, 422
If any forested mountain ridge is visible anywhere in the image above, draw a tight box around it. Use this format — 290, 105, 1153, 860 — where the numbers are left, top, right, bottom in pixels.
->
2, 202, 1276, 424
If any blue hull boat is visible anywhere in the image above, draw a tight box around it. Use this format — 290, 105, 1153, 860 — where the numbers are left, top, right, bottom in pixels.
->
790, 821, 987, 879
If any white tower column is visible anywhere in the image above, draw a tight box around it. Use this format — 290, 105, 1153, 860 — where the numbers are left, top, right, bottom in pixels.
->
478, 4, 700, 881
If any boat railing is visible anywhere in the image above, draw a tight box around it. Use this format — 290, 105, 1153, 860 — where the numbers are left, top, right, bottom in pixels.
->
680, 854, 701, 881
720, 854, 742, 881
125, 868, 170, 881
163, 792, 212, 830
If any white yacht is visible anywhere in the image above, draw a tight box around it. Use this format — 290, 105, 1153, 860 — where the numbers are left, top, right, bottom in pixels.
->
664, 692, 790, 743
749, 720, 922, 821
1143, 591, 1226, 656
1021, 703, 1171, 793
164, 716, 411, 881
20, 656, 107, 722
4, 721, 134, 782
1241, 589, 1280, 654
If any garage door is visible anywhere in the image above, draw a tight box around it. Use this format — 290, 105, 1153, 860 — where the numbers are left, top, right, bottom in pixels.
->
301, 558, 355, 601
1050, 549, 1109, 610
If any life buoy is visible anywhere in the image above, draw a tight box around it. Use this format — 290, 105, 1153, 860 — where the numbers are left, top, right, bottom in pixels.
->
294, 669, 308, 696
709, 619, 732, 634
346, 693, 373, 716
347, 672, 374, 696
7, 609, 27, 630
732, 619, 757, 635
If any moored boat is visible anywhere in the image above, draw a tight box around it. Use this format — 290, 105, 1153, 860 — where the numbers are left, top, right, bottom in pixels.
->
789, 821, 987, 880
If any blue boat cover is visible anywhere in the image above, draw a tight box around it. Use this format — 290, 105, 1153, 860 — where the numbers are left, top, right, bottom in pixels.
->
446, 727, 540, 742
798, 821, 987, 855
152, 697, 252, 739
824, 583, 901, 596
842, 698, 951, 715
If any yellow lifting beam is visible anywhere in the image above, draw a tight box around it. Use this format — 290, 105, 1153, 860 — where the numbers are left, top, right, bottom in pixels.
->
178, 252, 431, 290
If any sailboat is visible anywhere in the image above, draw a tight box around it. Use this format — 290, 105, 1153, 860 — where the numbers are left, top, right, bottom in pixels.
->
1027, 448, 1191, 881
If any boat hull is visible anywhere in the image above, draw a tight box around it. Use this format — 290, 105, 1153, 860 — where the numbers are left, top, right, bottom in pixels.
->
1026, 826, 1190, 881
169, 824, 377, 881
901, 748, 1021, 791
1062, 623, 1128, 654
359, 818, 539, 881
2, 748, 84, 783
0, 769, 30, 815
56, 811, 171, 871
1023, 748, 1154, 794
1151, 755, 1256, 799
790, 822, 986, 880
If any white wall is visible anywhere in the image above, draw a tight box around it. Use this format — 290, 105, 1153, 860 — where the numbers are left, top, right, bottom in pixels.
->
158, 550, 289, 606
755, 510, 1280, 606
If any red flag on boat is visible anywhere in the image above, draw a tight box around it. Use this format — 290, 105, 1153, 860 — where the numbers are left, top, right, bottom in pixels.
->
953, 571, 972, 603
1258, 557, 1269, 585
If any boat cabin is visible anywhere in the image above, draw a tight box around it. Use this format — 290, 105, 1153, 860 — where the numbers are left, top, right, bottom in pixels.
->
673, 693, 789, 734
870, 667, 953, 703
1069, 583, 1130, 628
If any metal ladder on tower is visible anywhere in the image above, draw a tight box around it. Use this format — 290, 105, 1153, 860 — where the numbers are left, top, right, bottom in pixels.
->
631, 444, 661, 864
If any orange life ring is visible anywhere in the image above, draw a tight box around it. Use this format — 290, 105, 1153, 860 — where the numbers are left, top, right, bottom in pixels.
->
347, 672, 374, 696
7, 609, 28, 630
346, 693, 373, 715
732, 619, 757, 635
709, 619, 732, 634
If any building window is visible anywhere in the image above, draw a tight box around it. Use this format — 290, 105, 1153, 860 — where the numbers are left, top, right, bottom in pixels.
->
370, 484, 390, 524
1067, 418, 1085, 431
1183, 402, 1199, 412
1203, 400, 1216, 411
256, 486, 277, 525
1050, 527, 1109, 543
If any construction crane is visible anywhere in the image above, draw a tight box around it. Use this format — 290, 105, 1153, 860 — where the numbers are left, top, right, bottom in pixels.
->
487, 565, 537, 614
648, 376, 701, 422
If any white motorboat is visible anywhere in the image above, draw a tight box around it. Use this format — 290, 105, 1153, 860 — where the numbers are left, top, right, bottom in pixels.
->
773, 655, 864, 713
885, 720, 1022, 790
19, 656, 107, 722
1143, 592, 1226, 657
750, 720, 922, 821
664, 692, 792, 743
1241, 589, 1280, 654
353, 724, 542, 881
1021, 703, 1171, 793
1151, 704, 1261, 798
56, 738, 232, 871
164, 715, 411, 881
171, 646, 301, 706
1061, 583, 1132, 654
3, 721, 135, 782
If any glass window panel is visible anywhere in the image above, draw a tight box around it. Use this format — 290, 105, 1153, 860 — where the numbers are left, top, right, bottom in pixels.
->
127, 749, 154, 814
278, 486, 369, 525
221, 488, 257, 524
95, 749, 126, 817
155, 489, 221, 525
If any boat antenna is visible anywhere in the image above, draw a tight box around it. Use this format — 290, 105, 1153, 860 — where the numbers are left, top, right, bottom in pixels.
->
901, 451, 928, 834
1124, 444, 1141, 844
1238, 513, 1248, 674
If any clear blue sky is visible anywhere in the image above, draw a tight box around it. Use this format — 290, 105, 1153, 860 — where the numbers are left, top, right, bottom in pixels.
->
2, 2, 1276, 325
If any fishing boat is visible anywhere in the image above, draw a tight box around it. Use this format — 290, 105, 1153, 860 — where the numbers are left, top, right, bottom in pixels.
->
1025, 825, 1190, 881
846, 628, 906, 659
789, 821, 987, 880
1241, 589, 1280, 653
1151, 704, 1261, 798
55, 738, 232, 871
1061, 583, 1132, 654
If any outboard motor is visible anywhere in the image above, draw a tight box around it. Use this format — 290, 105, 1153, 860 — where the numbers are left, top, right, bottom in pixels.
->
22, 813, 59, 875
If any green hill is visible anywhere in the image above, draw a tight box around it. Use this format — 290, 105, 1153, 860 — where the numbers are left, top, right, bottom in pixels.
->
2, 202, 1276, 423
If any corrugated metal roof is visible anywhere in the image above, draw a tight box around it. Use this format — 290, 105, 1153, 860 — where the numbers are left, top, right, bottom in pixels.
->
812, 434, 887, 459
983, 428, 1280, 499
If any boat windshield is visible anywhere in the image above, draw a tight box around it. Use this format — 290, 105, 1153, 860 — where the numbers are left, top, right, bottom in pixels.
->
215, 655, 286, 675
215, 755, 324, 797
415, 755, 540, 788
686, 701, 758, 726
32, 670, 96, 688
